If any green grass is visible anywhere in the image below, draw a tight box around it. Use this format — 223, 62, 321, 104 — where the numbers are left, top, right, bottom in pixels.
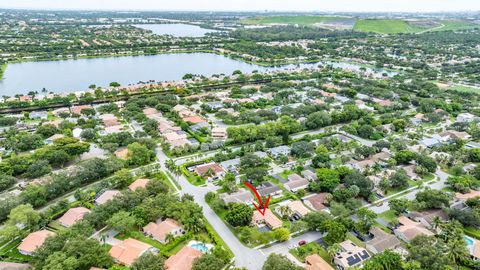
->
0, 238, 30, 262
448, 85, 480, 94
433, 20, 479, 32
346, 232, 366, 248
354, 19, 425, 34
0, 63, 7, 80
289, 242, 333, 266
378, 210, 398, 223
464, 227, 480, 240
241, 15, 350, 26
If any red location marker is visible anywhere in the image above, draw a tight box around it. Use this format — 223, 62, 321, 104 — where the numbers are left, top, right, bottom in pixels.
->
244, 181, 271, 216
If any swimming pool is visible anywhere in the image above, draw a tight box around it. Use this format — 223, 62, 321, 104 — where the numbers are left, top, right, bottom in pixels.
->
188, 240, 214, 253
464, 235, 474, 246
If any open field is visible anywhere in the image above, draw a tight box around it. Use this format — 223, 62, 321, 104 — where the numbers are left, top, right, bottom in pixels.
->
241, 15, 355, 29
354, 19, 426, 34
448, 84, 480, 94
432, 20, 479, 32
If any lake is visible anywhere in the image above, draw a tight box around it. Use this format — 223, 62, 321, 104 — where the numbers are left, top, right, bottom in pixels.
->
0, 53, 396, 95
133, 23, 217, 37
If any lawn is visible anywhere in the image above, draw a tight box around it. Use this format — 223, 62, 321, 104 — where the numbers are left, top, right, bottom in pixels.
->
289, 242, 333, 265
0, 238, 30, 262
346, 232, 366, 248
378, 210, 398, 223
449, 85, 480, 94
464, 227, 480, 240
433, 20, 479, 32
354, 19, 426, 34
241, 15, 350, 26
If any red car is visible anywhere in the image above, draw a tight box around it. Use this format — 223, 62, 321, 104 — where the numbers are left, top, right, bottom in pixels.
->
298, 240, 307, 246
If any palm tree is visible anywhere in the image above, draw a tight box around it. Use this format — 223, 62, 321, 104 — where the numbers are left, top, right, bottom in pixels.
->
327, 243, 341, 263
165, 233, 174, 243
446, 238, 468, 270
278, 205, 292, 219
432, 216, 442, 232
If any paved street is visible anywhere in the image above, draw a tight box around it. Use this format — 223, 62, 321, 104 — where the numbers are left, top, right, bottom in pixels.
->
156, 147, 268, 269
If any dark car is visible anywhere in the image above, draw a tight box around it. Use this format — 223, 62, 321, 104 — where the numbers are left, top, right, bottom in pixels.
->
298, 240, 307, 246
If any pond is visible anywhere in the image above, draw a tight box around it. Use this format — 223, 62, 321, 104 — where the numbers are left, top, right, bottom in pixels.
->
133, 23, 217, 37
0, 53, 397, 95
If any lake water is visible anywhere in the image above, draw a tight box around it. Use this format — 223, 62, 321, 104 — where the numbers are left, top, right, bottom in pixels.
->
0, 53, 396, 95
133, 23, 217, 37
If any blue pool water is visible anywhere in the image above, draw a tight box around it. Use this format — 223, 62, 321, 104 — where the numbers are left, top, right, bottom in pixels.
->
464, 235, 474, 246
190, 243, 209, 252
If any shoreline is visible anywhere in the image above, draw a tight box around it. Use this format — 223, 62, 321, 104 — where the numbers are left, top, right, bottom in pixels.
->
0, 63, 6, 80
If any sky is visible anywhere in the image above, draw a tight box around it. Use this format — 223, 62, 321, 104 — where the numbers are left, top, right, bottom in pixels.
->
1, 0, 480, 12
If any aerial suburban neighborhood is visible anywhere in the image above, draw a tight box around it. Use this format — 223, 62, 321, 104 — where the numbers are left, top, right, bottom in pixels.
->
0, 1, 480, 270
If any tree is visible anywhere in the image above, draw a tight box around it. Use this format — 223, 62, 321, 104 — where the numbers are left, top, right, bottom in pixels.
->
225, 203, 253, 227
106, 210, 138, 234
132, 252, 165, 270
262, 254, 303, 270
322, 220, 347, 245
446, 175, 479, 193
112, 169, 133, 189
290, 141, 314, 158
343, 171, 374, 199
408, 235, 453, 270
394, 150, 417, 164
362, 250, 404, 270
305, 111, 332, 129
311, 168, 340, 192
127, 142, 153, 166
36, 124, 59, 138
109, 82, 120, 87
80, 128, 96, 141
356, 208, 377, 233
220, 172, 237, 194
414, 189, 451, 210
0, 174, 16, 192
25, 159, 52, 179
389, 199, 410, 215
303, 211, 332, 231
273, 228, 290, 242
389, 169, 409, 188
192, 254, 225, 270
43, 252, 78, 270
469, 148, 480, 162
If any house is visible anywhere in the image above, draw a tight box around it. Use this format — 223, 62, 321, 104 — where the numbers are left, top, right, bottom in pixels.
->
211, 127, 228, 140
419, 135, 445, 148
0, 262, 31, 270
164, 246, 202, 270
305, 254, 334, 270
219, 158, 240, 174
115, 148, 129, 160
95, 190, 121, 205
190, 122, 210, 132
143, 218, 185, 243
284, 177, 309, 192
71, 105, 93, 115
257, 182, 282, 197
287, 200, 311, 218
288, 173, 304, 182
18, 230, 55, 255
58, 207, 91, 227
29, 111, 48, 120
303, 193, 329, 211
183, 115, 206, 124
456, 113, 476, 123
205, 101, 224, 110
456, 190, 480, 201
194, 162, 225, 181
143, 108, 159, 116
45, 134, 65, 145
301, 170, 317, 181
252, 209, 282, 229
52, 107, 70, 117
464, 235, 480, 261
334, 240, 370, 270
268, 145, 290, 158
401, 165, 420, 180
109, 238, 157, 266
365, 227, 401, 254
440, 130, 471, 141
103, 125, 124, 135
221, 189, 254, 204
393, 216, 434, 243
409, 209, 448, 229
466, 142, 480, 150
129, 178, 150, 191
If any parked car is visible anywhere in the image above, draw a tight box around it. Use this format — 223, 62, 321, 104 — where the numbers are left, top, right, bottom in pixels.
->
298, 240, 307, 246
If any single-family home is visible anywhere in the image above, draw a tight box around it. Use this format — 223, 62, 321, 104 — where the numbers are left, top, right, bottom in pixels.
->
334, 240, 370, 270
219, 158, 241, 174
257, 182, 282, 197
284, 176, 309, 192
211, 127, 228, 141
305, 254, 334, 270
456, 190, 480, 201
409, 209, 449, 229
45, 134, 65, 145
58, 207, 91, 227
29, 111, 48, 120
143, 218, 185, 243
95, 190, 121, 205
303, 193, 329, 211
466, 142, 480, 150
456, 113, 476, 123
194, 162, 225, 181
164, 246, 203, 270
18, 230, 55, 255
394, 216, 434, 243
287, 200, 311, 218
71, 105, 93, 115
268, 145, 290, 158
301, 170, 317, 181
252, 209, 282, 230
109, 238, 157, 266
183, 115, 206, 124
129, 178, 150, 191
114, 148, 129, 160
221, 189, 254, 204
365, 227, 401, 254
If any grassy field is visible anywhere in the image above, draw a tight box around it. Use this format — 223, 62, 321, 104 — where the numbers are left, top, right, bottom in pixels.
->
241, 15, 350, 26
433, 20, 479, 32
0, 63, 6, 80
354, 19, 426, 34
448, 84, 480, 94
